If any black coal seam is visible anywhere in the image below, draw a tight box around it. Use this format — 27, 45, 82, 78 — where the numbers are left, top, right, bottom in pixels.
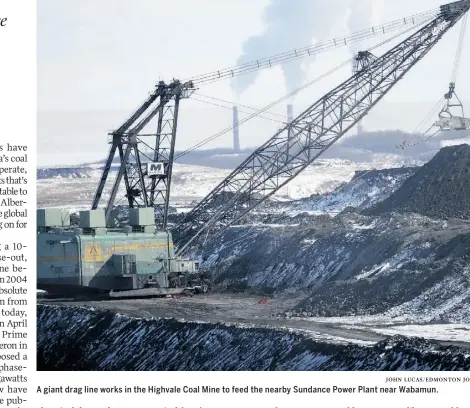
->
37, 305, 470, 371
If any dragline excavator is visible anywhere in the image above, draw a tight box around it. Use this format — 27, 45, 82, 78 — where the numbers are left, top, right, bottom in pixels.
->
37, 0, 470, 296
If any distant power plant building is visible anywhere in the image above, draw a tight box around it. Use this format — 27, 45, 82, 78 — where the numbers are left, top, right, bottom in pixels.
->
232, 106, 240, 153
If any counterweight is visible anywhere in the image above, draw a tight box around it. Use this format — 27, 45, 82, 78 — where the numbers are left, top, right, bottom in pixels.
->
174, 0, 470, 254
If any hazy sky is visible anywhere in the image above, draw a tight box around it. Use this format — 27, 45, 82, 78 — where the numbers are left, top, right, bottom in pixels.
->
38, 0, 470, 165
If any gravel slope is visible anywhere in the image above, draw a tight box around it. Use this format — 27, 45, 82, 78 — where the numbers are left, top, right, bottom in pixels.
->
368, 145, 470, 219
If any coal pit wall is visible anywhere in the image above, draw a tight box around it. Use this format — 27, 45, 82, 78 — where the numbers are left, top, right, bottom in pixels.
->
37, 305, 470, 371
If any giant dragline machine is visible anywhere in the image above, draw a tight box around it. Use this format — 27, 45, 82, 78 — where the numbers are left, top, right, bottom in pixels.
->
37, 0, 470, 296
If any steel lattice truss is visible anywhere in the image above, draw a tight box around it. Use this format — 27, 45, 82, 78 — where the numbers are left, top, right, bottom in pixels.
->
91, 80, 194, 229
174, 1, 470, 254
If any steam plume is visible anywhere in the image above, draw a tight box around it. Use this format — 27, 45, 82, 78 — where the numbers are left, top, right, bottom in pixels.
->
232, 0, 376, 98
232, 0, 332, 96
348, 0, 375, 57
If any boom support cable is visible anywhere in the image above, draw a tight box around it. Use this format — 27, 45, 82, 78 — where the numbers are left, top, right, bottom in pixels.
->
194, 93, 287, 119
174, 3, 470, 255
186, 9, 438, 86
175, 59, 354, 160
93, 1, 469, 241
175, 21, 432, 161
191, 97, 287, 124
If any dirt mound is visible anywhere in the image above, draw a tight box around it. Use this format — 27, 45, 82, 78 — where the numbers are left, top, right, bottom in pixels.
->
37, 305, 470, 371
367, 144, 470, 219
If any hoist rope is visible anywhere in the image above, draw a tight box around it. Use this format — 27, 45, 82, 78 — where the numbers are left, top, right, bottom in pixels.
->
451, 12, 468, 83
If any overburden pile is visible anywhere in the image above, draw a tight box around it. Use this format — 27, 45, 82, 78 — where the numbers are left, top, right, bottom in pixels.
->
284, 167, 417, 213
367, 144, 470, 219
37, 305, 470, 371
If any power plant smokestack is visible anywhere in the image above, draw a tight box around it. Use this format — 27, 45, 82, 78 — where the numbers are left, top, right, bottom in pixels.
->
287, 104, 294, 160
287, 104, 294, 126
348, 0, 374, 136
352, 52, 375, 135
233, 106, 240, 153
287, 104, 294, 139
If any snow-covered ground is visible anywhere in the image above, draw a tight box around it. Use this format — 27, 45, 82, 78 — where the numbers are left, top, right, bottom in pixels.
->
279, 166, 417, 214
291, 316, 470, 343
36, 150, 470, 346
372, 324, 470, 343
37, 154, 417, 211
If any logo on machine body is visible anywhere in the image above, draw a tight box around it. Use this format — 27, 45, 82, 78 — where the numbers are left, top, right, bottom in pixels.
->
147, 162, 165, 176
